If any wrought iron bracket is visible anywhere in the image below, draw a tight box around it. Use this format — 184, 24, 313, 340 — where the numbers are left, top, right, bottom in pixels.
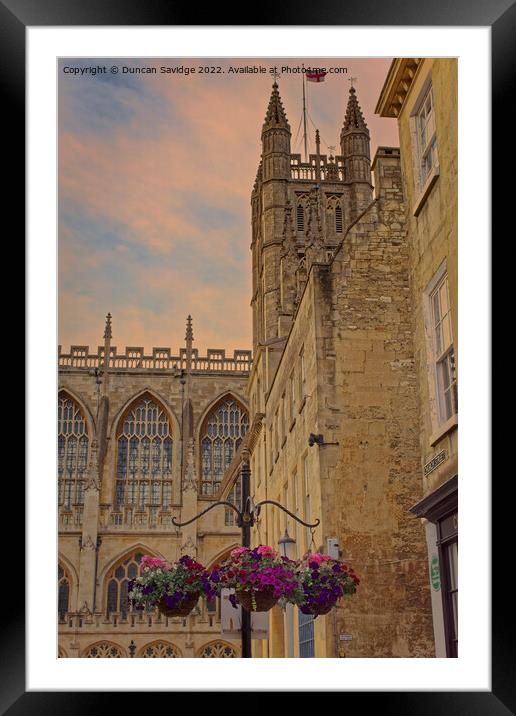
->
171, 497, 319, 531
254, 499, 320, 529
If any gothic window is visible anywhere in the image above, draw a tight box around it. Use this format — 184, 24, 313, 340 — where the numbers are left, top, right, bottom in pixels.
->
335, 205, 343, 233
138, 641, 181, 658
58, 564, 70, 620
83, 641, 125, 658
224, 475, 242, 526
58, 393, 89, 510
198, 641, 237, 658
199, 397, 249, 496
105, 550, 144, 617
115, 395, 173, 509
296, 204, 305, 233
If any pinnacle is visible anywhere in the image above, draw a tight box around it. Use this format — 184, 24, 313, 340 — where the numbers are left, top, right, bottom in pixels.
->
342, 86, 369, 133
263, 82, 290, 131
103, 312, 112, 340
185, 315, 194, 343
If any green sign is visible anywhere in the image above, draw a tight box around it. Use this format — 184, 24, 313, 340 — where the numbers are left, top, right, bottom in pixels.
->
430, 555, 441, 591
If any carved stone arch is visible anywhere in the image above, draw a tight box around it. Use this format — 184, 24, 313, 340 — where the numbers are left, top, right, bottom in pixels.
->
204, 543, 240, 571
108, 388, 180, 441
97, 543, 164, 588
82, 641, 127, 658
137, 640, 183, 658
196, 392, 249, 497
197, 640, 239, 658
57, 558, 74, 618
58, 387, 96, 439
100, 545, 165, 618
58, 552, 79, 591
196, 390, 248, 434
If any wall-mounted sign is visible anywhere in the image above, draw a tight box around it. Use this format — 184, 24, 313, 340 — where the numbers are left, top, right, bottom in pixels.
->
220, 589, 269, 640
339, 634, 353, 641
424, 450, 447, 476
430, 554, 441, 591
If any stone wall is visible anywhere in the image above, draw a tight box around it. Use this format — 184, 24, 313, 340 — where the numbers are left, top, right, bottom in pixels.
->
248, 149, 435, 657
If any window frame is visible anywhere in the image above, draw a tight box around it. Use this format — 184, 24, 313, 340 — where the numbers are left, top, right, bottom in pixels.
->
198, 396, 249, 497
114, 394, 174, 510
58, 392, 90, 512
424, 262, 458, 433
409, 74, 440, 202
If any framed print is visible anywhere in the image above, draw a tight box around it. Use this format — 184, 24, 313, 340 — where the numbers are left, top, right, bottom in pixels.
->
3, 0, 507, 709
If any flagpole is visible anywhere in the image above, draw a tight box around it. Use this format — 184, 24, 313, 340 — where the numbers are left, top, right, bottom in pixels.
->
302, 72, 308, 163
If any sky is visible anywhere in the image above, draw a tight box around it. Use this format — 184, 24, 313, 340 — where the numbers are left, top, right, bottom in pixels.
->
58, 57, 399, 355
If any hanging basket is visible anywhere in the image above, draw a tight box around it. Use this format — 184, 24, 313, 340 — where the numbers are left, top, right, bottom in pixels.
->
236, 586, 278, 612
157, 591, 200, 618
299, 601, 335, 617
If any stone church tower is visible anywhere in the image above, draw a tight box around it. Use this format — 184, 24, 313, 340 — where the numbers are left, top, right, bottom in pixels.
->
251, 83, 375, 393
247, 82, 435, 658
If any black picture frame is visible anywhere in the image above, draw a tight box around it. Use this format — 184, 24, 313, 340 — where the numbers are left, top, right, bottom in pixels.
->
5, 0, 506, 710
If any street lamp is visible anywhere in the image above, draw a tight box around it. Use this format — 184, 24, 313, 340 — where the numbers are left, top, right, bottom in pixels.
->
278, 528, 296, 559
172, 458, 319, 658
278, 528, 296, 657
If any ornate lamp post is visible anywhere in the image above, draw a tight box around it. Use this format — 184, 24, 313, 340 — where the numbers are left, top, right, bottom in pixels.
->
278, 529, 296, 657
172, 451, 319, 658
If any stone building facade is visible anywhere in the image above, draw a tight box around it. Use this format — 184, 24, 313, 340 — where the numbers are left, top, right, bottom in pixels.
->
376, 58, 458, 657
58, 316, 252, 657
246, 82, 435, 657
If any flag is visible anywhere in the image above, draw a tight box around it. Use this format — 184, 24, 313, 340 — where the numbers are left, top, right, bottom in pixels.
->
306, 71, 327, 83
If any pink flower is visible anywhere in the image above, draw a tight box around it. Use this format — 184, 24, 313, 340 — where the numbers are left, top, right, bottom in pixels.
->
307, 553, 331, 564
230, 547, 249, 557
256, 545, 278, 558
141, 555, 167, 569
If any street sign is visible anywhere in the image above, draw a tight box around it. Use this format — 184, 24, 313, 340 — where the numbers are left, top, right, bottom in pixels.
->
430, 555, 441, 591
424, 450, 447, 476
220, 589, 269, 639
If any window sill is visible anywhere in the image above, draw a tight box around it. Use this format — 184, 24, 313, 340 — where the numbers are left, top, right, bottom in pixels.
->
413, 166, 440, 217
430, 414, 458, 447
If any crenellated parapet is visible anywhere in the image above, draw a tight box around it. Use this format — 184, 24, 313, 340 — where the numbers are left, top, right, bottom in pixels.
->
58, 345, 252, 374
290, 153, 345, 182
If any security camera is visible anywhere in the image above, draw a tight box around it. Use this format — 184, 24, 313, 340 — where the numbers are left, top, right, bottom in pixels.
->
308, 433, 323, 447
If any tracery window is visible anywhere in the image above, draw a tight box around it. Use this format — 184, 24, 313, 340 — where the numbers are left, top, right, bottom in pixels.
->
58, 393, 89, 510
84, 641, 125, 658
199, 641, 237, 658
58, 564, 70, 619
105, 550, 144, 617
138, 641, 181, 658
200, 397, 249, 496
115, 395, 173, 509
